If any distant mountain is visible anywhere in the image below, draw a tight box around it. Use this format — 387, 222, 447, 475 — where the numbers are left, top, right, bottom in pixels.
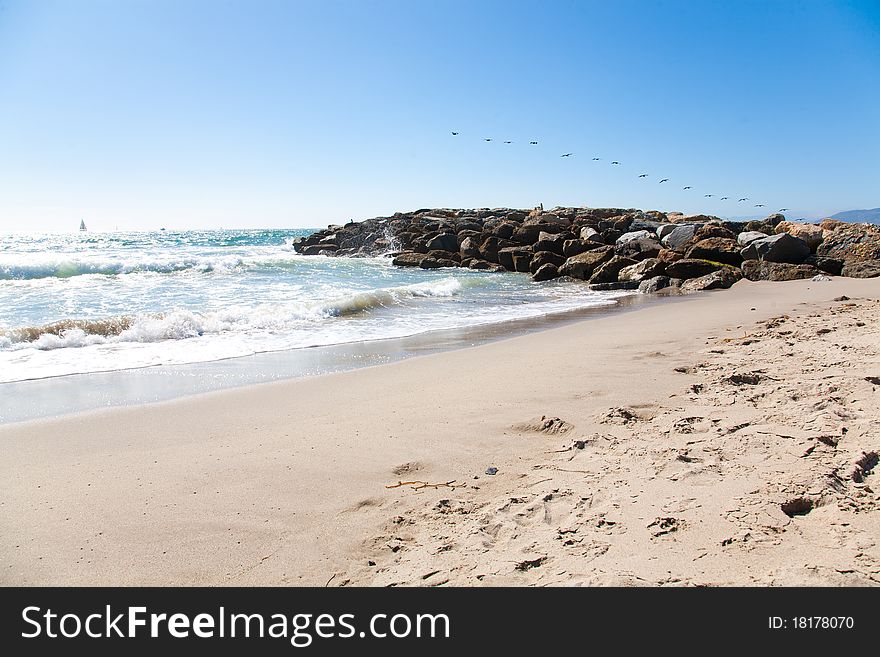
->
829, 208, 880, 224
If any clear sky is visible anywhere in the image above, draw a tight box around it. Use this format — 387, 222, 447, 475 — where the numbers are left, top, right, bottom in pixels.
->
0, 0, 878, 231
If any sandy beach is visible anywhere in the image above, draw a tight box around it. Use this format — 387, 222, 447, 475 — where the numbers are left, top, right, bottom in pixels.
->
2, 277, 878, 586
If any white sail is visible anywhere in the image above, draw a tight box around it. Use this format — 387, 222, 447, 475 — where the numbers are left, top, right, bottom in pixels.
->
79, 219, 87, 231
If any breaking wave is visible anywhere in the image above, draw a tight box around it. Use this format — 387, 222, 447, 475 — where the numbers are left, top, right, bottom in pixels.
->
0, 277, 471, 351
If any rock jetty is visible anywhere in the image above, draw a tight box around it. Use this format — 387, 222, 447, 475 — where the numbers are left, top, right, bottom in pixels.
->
292, 206, 880, 292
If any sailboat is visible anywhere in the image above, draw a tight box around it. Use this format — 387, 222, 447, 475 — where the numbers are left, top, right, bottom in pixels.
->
79, 219, 87, 232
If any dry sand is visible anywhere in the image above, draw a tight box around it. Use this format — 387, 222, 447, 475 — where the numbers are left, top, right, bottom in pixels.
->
1, 277, 878, 586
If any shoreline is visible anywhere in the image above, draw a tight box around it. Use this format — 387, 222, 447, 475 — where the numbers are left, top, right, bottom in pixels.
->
0, 288, 664, 426
2, 277, 879, 586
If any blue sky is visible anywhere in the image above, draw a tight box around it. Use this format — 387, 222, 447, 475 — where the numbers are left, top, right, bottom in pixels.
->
0, 0, 878, 231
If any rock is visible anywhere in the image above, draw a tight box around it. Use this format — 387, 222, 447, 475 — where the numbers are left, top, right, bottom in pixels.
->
562, 239, 594, 257
740, 233, 811, 264
497, 246, 532, 271
533, 235, 566, 255
468, 259, 505, 272
816, 224, 880, 262
664, 258, 724, 279
300, 245, 337, 256
694, 224, 736, 240
679, 267, 743, 292
741, 260, 819, 281
459, 236, 482, 259
485, 467, 498, 476
530, 251, 566, 273
558, 246, 614, 280
512, 252, 533, 273
819, 218, 847, 232
589, 256, 637, 284
657, 248, 683, 264
803, 255, 843, 276
532, 263, 560, 281
479, 236, 516, 263
492, 223, 516, 240
579, 226, 604, 243
638, 275, 672, 293
841, 259, 880, 278
685, 238, 743, 266
661, 224, 696, 252
775, 221, 824, 250
425, 233, 458, 252
655, 224, 677, 240
737, 231, 768, 247
419, 256, 457, 269
590, 281, 640, 291
614, 230, 662, 260
391, 252, 424, 267
618, 258, 666, 282
762, 213, 786, 227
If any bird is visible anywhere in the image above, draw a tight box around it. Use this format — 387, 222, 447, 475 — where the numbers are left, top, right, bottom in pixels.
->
683, 186, 692, 190
755, 204, 765, 208
611, 161, 620, 165
737, 198, 748, 202
779, 208, 790, 212
503, 141, 512, 144
484, 138, 492, 142
592, 157, 601, 161
529, 141, 538, 145
720, 196, 729, 200
451, 132, 459, 136
659, 178, 669, 184
705, 194, 714, 198
639, 174, 648, 178
561, 153, 573, 157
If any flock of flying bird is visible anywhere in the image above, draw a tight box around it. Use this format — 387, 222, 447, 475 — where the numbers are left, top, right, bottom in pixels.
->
450, 131, 789, 213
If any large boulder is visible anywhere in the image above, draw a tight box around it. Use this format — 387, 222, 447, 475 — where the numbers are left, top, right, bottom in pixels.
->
816, 224, 880, 262
685, 238, 743, 267
419, 256, 457, 269
739, 233, 811, 264
664, 258, 724, 279
614, 230, 662, 260
468, 259, 505, 272
655, 224, 677, 240
841, 260, 880, 278
694, 224, 736, 240
618, 258, 666, 282
775, 222, 824, 250
589, 256, 637, 284
391, 252, 425, 267
741, 260, 819, 281
679, 268, 743, 293
562, 239, 594, 257
737, 230, 768, 247
532, 263, 560, 282
459, 235, 482, 259
529, 251, 566, 273
638, 275, 675, 293
533, 234, 567, 255
425, 233, 458, 252
579, 226, 605, 244
803, 255, 844, 276
497, 246, 533, 272
558, 246, 614, 280
661, 224, 697, 252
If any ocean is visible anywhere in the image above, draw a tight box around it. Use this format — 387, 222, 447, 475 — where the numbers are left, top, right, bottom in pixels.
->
0, 228, 627, 417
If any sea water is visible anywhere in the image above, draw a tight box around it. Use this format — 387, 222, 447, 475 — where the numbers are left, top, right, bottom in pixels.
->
0, 228, 623, 389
